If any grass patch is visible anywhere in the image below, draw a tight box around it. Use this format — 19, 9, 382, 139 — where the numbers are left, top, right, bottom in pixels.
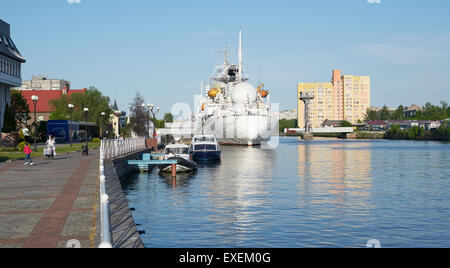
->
0, 142, 100, 163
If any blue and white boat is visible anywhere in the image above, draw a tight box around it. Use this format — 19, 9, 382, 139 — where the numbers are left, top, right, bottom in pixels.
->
190, 135, 221, 162
158, 144, 198, 173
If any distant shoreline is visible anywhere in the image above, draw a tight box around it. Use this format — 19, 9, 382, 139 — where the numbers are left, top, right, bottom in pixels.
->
279, 131, 450, 142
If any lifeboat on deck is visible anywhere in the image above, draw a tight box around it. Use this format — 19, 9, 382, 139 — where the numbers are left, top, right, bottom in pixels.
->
257, 84, 269, 98
208, 84, 221, 99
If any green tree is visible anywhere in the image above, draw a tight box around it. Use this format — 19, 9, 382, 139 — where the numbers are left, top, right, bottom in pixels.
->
128, 92, 150, 137
2, 104, 16, 133
151, 118, 165, 129
392, 105, 405, 120
379, 106, 391, 120
364, 108, 379, 121
279, 119, 297, 132
441, 101, 448, 118
163, 113, 174, 123
49, 87, 113, 128
339, 120, 353, 127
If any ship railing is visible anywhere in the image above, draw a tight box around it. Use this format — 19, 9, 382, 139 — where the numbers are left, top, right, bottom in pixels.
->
98, 137, 146, 248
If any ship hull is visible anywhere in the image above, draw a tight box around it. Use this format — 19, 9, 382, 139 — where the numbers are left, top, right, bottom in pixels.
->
158, 157, 198, 173
192, 151, 221, 162
201, 114, 272, 146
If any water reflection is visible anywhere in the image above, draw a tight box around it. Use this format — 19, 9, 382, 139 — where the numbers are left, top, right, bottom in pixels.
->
204, 147, 277, 246
297, 139, 372, 203
122, 138, 450, 248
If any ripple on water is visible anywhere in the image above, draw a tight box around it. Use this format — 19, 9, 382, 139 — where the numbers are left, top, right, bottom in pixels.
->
122, 138, 450, 248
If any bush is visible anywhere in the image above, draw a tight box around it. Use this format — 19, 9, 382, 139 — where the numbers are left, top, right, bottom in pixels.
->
92, 138, 101, 144
339, 120, 353, 127
385, 124, 450, 141
18, 141, 26, 152
279, 119, 298, 132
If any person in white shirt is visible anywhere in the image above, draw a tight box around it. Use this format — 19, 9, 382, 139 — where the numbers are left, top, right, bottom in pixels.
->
46, 135, 56, 159
51, 136, 56, 157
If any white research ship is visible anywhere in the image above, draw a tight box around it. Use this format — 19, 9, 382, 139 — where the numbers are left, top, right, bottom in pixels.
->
194, 31, 275, 146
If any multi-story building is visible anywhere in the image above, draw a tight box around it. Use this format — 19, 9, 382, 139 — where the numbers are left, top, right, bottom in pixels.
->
19, 87, 87, 124
15, 75, 71, 91
0, 19, 26, 136
276, 109, 297, 120
110, 100, 126, 138
405, 104, 422, 118
297, 70, 370, 128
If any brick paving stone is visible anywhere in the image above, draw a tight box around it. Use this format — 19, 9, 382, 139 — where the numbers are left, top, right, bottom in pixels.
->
61, 211, 94, 237
0, 186, 65, 199
0, 150, 100, 248
0, 198, 55, 213
0, 213, 43, 239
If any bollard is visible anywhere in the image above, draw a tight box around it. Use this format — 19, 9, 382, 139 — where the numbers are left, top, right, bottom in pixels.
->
171, 163, 177, 178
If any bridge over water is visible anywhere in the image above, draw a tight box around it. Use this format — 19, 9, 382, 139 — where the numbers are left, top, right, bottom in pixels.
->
284, 127, 354, 134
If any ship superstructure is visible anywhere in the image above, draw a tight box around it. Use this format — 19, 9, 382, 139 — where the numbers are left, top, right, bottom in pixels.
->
194, 31, 273, 146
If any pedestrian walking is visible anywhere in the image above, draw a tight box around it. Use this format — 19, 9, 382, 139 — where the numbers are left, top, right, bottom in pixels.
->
51, 135, 57, 157
46, 135, 55, 159
24, 142, 34, 166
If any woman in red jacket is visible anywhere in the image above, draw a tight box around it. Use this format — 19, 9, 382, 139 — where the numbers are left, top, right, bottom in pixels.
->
24, 142, 34, 166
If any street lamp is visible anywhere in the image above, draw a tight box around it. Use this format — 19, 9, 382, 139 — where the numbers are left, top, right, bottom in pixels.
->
68, 103, 74, 147
31, 95, 39, 151
83, 107, 89, 155
101, 112, 106, 139
141, 103, 160, 138
142, 103, 150, 138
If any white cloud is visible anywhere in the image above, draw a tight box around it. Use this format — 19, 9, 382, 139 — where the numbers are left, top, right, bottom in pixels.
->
67, 0, 81, 4
367, 0, 382, 3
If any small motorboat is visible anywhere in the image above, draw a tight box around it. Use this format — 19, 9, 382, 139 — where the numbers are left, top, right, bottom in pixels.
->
190, 135, 221, 162
158, 144, 198, 173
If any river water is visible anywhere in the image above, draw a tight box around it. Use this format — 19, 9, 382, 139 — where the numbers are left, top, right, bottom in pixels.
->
121, 137, 450, 248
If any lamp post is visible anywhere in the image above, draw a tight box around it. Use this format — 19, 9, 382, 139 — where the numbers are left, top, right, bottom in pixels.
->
68, 103, 74, 147
150, 105, 160, 138
150, 105, 160, 119
142, 103, 150, 138
83, 108, 89, 155
101, 112, 106, 139
31, 95, 39, 151
141, 103, 160, 138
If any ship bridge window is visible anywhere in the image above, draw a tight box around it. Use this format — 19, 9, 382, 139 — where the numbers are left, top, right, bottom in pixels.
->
195, 144, 217, 151
166, 147, 189, 155
194, 137, 215, 143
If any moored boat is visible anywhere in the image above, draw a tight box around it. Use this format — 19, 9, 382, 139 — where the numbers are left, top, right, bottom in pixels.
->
190, 135, 221, 162
158, 144, 198, 173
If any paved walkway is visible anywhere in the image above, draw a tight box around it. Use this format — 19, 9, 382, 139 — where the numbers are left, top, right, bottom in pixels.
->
0, 150, 99, 248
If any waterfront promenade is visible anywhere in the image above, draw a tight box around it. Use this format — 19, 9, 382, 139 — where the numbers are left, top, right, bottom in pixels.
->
0, 149, 100, 248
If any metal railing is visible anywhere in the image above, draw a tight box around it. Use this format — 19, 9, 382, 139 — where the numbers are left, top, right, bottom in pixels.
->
98, 137, 146, 248
101, 138, 146, 159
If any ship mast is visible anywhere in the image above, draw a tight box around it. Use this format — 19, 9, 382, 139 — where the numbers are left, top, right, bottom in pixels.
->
238, 29, 243, 83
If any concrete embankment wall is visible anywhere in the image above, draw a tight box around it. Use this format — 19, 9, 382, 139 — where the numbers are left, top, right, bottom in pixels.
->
104, 148, 150, 248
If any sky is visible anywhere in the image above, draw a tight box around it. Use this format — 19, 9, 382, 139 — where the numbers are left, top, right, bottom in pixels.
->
2, 0, 450, 115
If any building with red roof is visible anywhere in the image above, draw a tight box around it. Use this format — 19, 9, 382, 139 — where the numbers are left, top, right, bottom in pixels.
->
18, 87, 87, 124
